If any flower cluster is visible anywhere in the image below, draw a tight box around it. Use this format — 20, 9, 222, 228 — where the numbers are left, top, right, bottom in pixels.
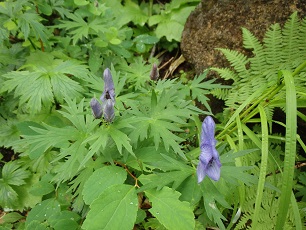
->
90, 68, 115, 122
197, 116, 221, 183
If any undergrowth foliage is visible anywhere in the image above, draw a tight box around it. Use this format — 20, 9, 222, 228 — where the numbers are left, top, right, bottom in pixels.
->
0, 0, 305, 229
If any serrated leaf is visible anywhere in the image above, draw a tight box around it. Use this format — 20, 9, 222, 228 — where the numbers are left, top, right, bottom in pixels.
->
108, 125, 134, 156
1, 212, 24, 224
0, 181, 18, 208
199, 179, 230, 229
1, 161, 30, 186
82, 166, 127, 205
145, 186, 195, 230
49, 210, 80, 230
122, 0, 148, 26
82, 184, 138, 230
1, 71, 53, 113
25, 198, 61, 228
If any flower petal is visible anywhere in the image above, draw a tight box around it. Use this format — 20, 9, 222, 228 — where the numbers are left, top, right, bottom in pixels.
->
201, 116, 217, 147
205, 158, 221, 181
197, 160, 206, 183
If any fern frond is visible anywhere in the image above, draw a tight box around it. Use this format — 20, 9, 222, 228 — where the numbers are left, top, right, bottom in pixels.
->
216, 48, 249, 79
242, 28, 266, 75
211, 88, 230, 100
211, 67, 239, 82
214, 12, 306, 109
263, 23, 283, 67
299, 17, 306, 58
282, 12, 301, 66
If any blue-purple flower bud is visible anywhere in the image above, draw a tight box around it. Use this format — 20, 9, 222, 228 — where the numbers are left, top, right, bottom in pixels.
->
90, 98, 103, 119
103, 99, 115, 122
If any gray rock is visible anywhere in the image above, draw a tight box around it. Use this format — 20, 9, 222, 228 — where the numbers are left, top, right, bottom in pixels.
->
181, 0, 306, 75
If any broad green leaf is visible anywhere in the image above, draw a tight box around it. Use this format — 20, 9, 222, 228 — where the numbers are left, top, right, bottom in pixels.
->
49, 210, 80, 230
145, 186, 195, 230
82, 184, 138, 230
138, 170, 192, 192
82, 166, 127, 205
29, 181, 54, 196
176, 175, 202, 206
1, 212, 23, 224
25, 198, 61, 228
121, 0, 148, 26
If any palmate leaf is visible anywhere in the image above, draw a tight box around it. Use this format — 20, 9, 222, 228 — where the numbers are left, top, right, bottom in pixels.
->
82, 184, 138, 230
1, 52, 87, 113
0, 181, 18, 208
188, 71, 229, 112
1, 71, 54, 113
118, 56, 151, 90
81, 117, 134, 168
1, 161, 30, 186
138, 154, 194, 192
129, 87, 195, 158
18, 12, 50, 45
145, 186, 195, 230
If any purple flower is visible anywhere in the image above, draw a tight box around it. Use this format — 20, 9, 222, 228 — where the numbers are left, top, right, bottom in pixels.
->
100, 68, 115, 103
90, 68, 116, 122
197, 116, 221, 183
90, 98, 103, 119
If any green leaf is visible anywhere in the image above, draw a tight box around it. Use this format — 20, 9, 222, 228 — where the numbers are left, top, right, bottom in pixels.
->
176, 175, 202, 206
108, 124, 134, 156
82, 166, 127, 205
155, 20, 183, 42
74, 0, 89, 6
252, 105, 269, 228
0, 212, 24, 224
145, 186, 195, 230
29, 181, 54, 196
1, 71, 54, 113
82, 184, 138, 230
122, 0, 148, 26
1, 161, 30, 186
0, 181, 18, 208
275, 70, 298, 229
199, 179, 228, 229
48, 210, 80, 230
25, 198, 61, 228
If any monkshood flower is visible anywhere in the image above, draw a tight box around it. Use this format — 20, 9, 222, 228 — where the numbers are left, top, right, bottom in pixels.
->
100, 68, 115, 103
197, 116, 221, 183
90, 68, 116, 122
